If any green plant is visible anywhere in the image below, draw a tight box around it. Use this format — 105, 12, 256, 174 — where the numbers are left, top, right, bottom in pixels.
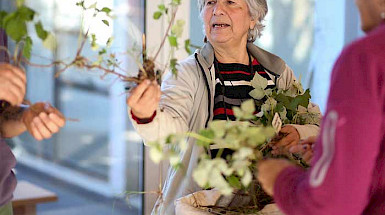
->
148, 73, 321, 213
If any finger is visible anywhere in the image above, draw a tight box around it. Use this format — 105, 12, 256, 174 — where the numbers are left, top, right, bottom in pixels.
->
283, 140, 299, 152
300, 136, 318, 146
275, 133, 298, 148
44, 104, 65, 119
126, 80, 151, 107
0, 89, 20, 106
289, 145, 307, 154
30, 121, 44, 141
0, 64, 26, 85
302, 151, 313, 163
139, 83, 160, 104
49, 113, 66, 127
39, 112, 60, 133
32, 117, 52, 139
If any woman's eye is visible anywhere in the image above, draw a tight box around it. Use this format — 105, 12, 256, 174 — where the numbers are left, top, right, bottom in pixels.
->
206, 1, 215, 5
227, 0, 235, 4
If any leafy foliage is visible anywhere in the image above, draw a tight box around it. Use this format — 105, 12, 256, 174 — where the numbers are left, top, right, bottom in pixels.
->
0, 3, 53, 60
147, 73, 321, 213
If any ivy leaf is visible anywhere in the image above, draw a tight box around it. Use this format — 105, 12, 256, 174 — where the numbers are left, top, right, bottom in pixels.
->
241, 169, 252, 186
197, 129, 214, 147
22, 36, 32, 59
101, 7, 111, 14
88, 2, 97, 9
171, 19, 185, 37
0, 11, 8, 28
289, 89, 310, 111
102, 20, 109, 26
158, 4, 166, 11
16, 0, 25, 8
171, 0, 181, 5
17, 6, 35, 21
42, 33, 56, 50
76, 1, 86, 9
35, 21, 48, 40
184, 39, 191, 54
249, 88, 265, 100
241, 99, 255, 115
168, 35, 178, 47
106, 37, 113, 47
153, 11, 162, 20
227, 175, 241, 189
209, 120, 226, 138
251, 72, 268, 90
5, 17, 27, 42
170, 58, 178, 77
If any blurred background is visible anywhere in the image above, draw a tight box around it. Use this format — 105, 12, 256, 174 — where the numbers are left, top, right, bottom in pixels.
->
0, 0, 363, 214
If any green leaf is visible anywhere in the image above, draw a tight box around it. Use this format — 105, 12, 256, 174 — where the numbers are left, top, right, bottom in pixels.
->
289, 89, 310, 111
101, 7, 112, 14
227, 175, 241, 189
98, 48, 106, 55
168, 36, 178, 47
170, 58, 178, 77
16, 0, 25, 8
76, 1, 86, 9
240, 99, 255, 115
22, 36, 32, 59
158, 4, 166, 11
5, 17, 27, 42
184, 39, 191, 54
197, 129, 214, 147
17, 6, 35, 21
171, 19, 185, 37
88, 2, 97, 9
153, 11, 162, 20
249, 88, 265, 100
102, 20, 109, 26
0, 11, 8, 28
233, 107, 243, 120
35, 21, 48, 40
251, 72, 268, 90
42, 33, 56, 51
209, 120, 226, 138
106, 37, 113, 47
171, 0, 181, 5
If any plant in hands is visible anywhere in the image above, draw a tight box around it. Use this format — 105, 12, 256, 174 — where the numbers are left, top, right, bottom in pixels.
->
147, 73, 321, 213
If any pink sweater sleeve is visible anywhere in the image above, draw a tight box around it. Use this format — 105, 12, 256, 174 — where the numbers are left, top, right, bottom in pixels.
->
273, 37, 384, 215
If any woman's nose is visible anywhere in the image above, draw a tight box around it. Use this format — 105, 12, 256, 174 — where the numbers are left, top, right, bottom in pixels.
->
213, 3, 225, 16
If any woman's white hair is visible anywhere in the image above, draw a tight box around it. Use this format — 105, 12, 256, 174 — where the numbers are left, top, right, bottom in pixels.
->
197, 0, 268, 42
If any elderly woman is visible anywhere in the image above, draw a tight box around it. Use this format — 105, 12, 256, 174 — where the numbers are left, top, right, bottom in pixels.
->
127, 0, 320, 214
257, 0, 385, 214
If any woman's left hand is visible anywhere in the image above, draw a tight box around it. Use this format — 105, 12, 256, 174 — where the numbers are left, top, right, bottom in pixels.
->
270, 125, 300, 155
257, 159, 294, 196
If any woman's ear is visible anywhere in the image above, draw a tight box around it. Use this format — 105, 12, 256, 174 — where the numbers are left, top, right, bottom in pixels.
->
250, 18, 257, 30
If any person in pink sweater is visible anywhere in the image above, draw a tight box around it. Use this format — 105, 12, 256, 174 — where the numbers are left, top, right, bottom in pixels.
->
257, 0, 385, 214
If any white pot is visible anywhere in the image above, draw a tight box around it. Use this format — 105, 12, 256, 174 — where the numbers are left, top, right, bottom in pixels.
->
175, 190, 284, 215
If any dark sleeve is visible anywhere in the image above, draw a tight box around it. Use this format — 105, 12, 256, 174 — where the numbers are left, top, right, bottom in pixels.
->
0, 28, 8, 63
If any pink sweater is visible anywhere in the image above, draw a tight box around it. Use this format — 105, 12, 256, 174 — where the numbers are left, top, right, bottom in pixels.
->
274, 24, 385, 215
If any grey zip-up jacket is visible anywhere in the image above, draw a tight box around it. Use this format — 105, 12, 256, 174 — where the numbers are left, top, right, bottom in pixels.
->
129, 42, 320, 215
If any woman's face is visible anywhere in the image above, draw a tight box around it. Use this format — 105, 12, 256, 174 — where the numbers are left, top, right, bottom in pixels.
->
355, 0, 385, 33
202, 0, 256, 46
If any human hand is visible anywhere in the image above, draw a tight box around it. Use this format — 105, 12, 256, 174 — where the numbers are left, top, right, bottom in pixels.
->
270, 125, 300, 155
289, 136, 317, 164
22, 102, 66, 140
0, 63, 26, 106
126, 80, 161, 119
257, 159, 294, 196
